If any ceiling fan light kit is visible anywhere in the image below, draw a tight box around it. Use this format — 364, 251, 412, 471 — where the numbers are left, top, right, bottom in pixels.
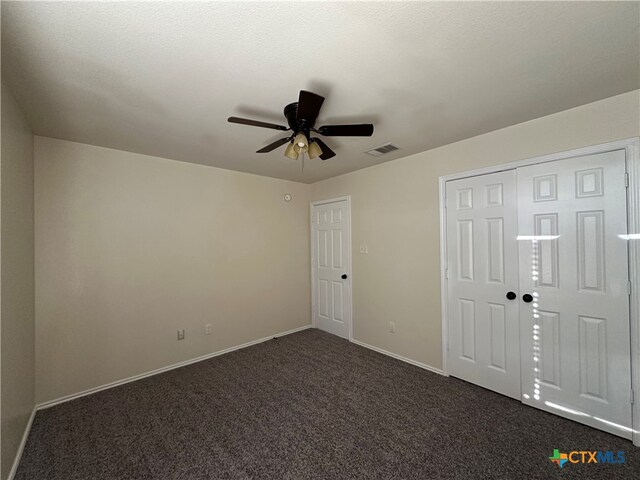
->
228, 90, 374, 162
307, 140, 322, 160
284, 142, 298, 160
293, 133, 308, 154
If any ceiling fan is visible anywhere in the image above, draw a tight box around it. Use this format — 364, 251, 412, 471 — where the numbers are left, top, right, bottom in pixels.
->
227, 90, 374, 161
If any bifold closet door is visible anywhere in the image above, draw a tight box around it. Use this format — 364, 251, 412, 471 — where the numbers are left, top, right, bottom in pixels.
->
446, 170, 521, 399
517, 150, 632, 439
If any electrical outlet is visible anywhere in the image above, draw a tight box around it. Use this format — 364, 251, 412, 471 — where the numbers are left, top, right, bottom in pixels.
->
177, 329, 185, 341
389, 322, 396, 333
205, 324, 213, 335
359, 244, 368, 254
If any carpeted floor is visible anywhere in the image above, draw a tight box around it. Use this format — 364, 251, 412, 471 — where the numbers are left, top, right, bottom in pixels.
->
16, 328, 638, 479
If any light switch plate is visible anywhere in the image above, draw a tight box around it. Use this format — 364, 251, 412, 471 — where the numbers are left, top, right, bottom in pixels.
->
359, 244, 368, 254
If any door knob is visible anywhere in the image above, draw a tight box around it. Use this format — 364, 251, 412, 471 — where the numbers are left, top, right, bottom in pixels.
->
506, 291, 517, 300
341, 274, 348, 279
522, 293, 533, 303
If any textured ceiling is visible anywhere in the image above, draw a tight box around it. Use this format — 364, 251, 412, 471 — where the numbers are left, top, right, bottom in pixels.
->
2, 1, 639, 183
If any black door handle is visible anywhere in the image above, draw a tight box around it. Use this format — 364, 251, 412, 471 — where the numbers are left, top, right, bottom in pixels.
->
506, 291, 517, 300
522, 293, 533, 303
341, 274, 348, 279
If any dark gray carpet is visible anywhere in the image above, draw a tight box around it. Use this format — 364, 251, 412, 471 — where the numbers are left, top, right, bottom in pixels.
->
16, 328, 638, 479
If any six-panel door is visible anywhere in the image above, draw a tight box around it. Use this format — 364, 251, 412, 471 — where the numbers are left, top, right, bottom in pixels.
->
446, 170, 521, 399
517, 150, 632, 438
312, 200, 351, 339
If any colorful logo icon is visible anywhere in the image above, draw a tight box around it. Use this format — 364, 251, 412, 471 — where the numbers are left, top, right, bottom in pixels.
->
549, 449, 625, 468
549, 449, 568, 468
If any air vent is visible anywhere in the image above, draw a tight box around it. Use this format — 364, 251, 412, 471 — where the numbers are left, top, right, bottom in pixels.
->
365, 143, 400, 156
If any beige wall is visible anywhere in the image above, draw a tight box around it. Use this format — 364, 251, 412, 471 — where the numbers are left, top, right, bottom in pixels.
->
32, 90, 640, 404
35, 137, 311, 404
311, 89, 640, 370
1, 84, 35, 479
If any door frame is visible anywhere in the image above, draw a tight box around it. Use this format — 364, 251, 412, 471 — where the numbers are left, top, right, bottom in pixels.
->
310, 195, 353, 341
438, 137, 640, 446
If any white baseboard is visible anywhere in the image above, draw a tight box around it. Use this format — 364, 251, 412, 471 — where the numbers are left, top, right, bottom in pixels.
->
350, 339, 444, 375
8, 406, 37, 480
36, 324, 312, 411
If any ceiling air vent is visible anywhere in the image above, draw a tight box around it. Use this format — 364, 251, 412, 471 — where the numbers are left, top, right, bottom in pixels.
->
365, 143, 400, 156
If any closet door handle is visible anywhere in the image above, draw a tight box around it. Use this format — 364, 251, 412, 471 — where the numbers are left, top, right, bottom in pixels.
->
522, 293, 533, 303
506, 291, 517, 300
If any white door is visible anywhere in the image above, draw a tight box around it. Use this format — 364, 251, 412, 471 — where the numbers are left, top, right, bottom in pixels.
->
312, 199, 351, 339
517, 150, 632, 438
446, 171, 521, 399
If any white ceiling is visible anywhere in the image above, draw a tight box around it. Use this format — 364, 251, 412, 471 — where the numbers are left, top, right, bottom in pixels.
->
2, 2, 639, 183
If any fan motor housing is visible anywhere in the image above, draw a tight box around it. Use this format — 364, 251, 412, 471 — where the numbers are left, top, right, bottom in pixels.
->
284, 102, 312, 136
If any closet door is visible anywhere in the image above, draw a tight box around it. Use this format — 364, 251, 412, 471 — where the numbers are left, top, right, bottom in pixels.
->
517, 150, 632, 438
446, 171, 521, 399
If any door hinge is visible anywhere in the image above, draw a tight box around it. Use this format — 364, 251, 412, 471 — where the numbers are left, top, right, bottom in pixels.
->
628, 281, 632, 296
631, 389, 635, 405
625, 173, 629, 188
445, 267, 449, 279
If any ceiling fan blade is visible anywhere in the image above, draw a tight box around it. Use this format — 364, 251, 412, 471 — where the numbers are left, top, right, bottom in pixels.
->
228, 117, 288, 131
256, 137, 291, 153
312, 138, 336, 160
317, 124, 374, 137
297, 91, 324, 122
